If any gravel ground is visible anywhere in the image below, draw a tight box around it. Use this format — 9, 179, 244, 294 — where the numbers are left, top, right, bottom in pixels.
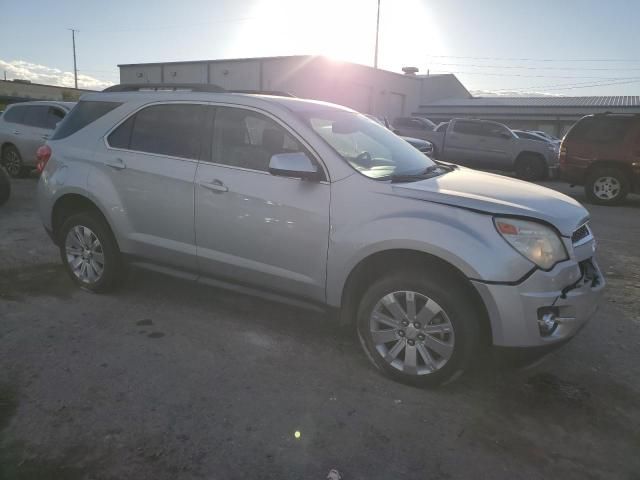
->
1, 178, 639, 480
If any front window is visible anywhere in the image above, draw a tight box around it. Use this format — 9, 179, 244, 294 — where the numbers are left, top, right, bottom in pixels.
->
300, 110, 437, 180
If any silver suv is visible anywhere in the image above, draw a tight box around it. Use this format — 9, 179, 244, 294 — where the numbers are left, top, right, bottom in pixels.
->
36, 84, 604, 387
0, 101, 75, 177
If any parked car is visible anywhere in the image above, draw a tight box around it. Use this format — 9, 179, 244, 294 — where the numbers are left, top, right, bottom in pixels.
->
0, 165, 10, 206
559, 113, 640, 205
420, 118, 559, 180
529, 130, 561, 145
0, 101, 76, 177
37, 84, 604, 387
365, 114, 434, 155
392, 116, 437, 140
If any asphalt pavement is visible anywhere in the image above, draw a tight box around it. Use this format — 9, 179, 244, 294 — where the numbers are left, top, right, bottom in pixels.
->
1, 178, 639, 479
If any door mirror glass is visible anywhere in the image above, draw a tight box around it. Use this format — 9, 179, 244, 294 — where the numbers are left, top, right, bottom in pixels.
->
269, 152, 319, 180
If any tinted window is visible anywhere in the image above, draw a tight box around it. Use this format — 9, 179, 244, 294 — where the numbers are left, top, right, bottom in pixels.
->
3, 105, 27, 124
567, 117, 595, 141
395, 118, 411, 127
212, 107, 304, 172
52, 101, 121, 140
591, 118, 631, 144
478, 122, 511, 138
453, 120, 483, 135
107, 115, 135, 149
23, 106, 49, 128
126, 104, 206, 159
435, 122, 449, 132
44, 107, 66, 130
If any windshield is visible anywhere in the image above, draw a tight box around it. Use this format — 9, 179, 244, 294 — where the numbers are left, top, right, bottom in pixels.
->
299, 110, 436, 180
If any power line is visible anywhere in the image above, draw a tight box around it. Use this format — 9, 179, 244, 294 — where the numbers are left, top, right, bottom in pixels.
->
426, 54, 640, 63
427, 62, 640, 72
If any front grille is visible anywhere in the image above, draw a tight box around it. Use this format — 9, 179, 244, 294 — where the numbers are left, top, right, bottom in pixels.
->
572, 223, 591, 244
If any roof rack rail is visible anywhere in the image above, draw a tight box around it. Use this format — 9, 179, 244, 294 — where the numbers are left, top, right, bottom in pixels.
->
228, 90, 296, 98
102, 83, 226, 93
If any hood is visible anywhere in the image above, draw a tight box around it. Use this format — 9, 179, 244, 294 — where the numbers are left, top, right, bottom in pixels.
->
392, 167, 588, 236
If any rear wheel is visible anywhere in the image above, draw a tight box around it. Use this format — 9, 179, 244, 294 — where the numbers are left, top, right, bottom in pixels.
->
2, 145, 25, 178
59, 212, 124, 292
356, 270, 481, 387
515, 154, 547, 181
585, 167, 629, 206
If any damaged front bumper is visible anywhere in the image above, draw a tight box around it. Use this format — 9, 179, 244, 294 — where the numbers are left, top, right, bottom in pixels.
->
471, 257, 605, 348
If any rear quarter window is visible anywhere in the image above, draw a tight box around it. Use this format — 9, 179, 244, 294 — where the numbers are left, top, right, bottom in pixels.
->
51, 101, 121, 140
3, 105, 27, 124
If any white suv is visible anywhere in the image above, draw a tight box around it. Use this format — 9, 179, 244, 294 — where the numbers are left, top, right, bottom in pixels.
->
36, 84, 604, 387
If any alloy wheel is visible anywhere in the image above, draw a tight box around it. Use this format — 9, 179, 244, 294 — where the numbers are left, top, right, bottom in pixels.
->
3, 150, 21, 177
369, 291, 455, 375
593, 176, 621, 201
65, 225, 105, 284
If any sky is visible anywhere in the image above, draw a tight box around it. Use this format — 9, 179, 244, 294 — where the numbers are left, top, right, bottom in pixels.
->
1, 0, 640, 96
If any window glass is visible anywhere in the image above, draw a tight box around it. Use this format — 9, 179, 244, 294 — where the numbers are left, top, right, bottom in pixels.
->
128, 104, 206, 159
23, 106, 48, 128
591, 118, 631, 144
107, 115, 135, 149
44, 107, 66, 130
212, 107, 304, 172
478, 122, 511, 138
394, 118, 410, 127
3, 105, 26, 124
52, 101, 121, 140
300, 109, 436, 180
435, 122, 449, 132
453, 120, 483, 135
567, 117, 596, 141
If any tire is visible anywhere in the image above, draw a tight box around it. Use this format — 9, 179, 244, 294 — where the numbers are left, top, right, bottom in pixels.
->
0, 166, 10, 206
515, 154, 547, 181
58, 212, 124, 292
585, 167, 629, 206
356, 269, 481, 387
1, 145, 26, 178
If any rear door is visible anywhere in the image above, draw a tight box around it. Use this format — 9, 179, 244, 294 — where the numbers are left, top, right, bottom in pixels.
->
444, 120, 486, 164
97, 102, 206, 272
194, 105, 330, 302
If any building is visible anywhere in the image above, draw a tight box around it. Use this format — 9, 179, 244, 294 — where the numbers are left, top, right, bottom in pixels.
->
416, 96, 640, 137
0, 79, 90, 110
119, 55, 640, 136
118, 55, 471, 120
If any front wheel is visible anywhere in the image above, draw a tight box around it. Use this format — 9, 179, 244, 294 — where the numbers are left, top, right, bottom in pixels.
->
515, 154, 547, 181
59, 212, 124, 292
356, 270, 481, 387
585, 167, 629, 206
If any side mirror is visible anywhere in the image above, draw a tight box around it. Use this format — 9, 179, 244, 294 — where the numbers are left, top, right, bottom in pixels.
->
269, 152, 320, 180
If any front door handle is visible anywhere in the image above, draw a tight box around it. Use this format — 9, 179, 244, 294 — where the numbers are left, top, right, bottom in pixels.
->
200, 179, 228, 193
105, 157, 126, 170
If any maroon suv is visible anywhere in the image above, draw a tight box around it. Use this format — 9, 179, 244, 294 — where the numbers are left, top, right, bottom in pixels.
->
559, 113, 640, 205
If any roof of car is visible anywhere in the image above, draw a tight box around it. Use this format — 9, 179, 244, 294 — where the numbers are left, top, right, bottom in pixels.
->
7, 100, 76, 109
81, 90, 356, 114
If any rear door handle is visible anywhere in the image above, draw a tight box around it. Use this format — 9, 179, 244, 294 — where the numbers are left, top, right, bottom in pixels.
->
105, 157, 126, 170
200, 179, 228, 193
12, 130, 20, 135
41, 134, 49, 140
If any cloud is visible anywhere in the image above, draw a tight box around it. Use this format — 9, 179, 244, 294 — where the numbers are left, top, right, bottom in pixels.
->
470, 89, 564, 97
0, 59, 113, 90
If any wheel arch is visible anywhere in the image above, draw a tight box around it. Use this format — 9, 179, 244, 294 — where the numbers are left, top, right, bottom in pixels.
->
337, 248, 492, 345
584, 159, 634, 179
516, 150, 546, 164
51, 193, 117, 246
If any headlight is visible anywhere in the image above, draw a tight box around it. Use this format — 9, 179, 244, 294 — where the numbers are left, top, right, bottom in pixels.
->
494, 217, 568, 270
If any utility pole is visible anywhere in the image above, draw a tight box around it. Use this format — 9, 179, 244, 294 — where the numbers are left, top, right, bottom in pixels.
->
69, 28, 78, 89
374, 0, 381, 68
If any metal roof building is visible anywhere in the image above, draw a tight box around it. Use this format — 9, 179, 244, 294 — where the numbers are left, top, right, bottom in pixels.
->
417, 96, 640, 137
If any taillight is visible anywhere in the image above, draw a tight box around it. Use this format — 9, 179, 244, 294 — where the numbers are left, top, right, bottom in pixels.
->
558, 143, 567, 166
36, 145, 51, 173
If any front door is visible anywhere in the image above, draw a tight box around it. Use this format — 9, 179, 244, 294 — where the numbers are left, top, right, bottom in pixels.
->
194, 106, 330, 302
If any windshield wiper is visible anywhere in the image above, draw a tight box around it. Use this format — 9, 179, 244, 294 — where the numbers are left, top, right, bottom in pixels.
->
388, 165, 443, 183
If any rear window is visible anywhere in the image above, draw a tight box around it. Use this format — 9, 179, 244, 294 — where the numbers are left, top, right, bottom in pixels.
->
51, 101, 121, 140
568, 116, 632, 144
